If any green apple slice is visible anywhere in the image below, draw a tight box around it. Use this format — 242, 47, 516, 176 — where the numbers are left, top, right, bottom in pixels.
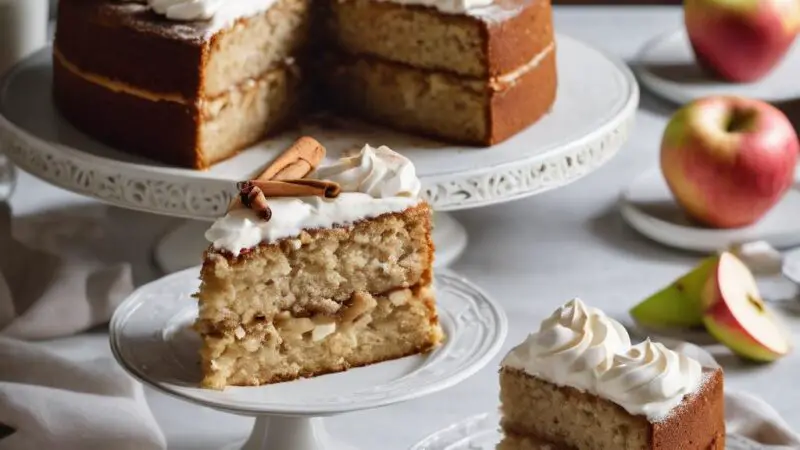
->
630, 255, 719, 328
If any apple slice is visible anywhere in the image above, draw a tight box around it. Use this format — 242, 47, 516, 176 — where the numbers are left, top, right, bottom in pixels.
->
630, 255, 718, 328
702, 252, 792, 362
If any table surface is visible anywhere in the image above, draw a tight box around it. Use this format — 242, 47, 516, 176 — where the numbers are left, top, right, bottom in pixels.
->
11, 6, 800, 449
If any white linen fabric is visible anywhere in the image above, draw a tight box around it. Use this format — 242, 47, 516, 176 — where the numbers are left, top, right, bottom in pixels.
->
0, 337, 167, 450
0, 202, 166, 449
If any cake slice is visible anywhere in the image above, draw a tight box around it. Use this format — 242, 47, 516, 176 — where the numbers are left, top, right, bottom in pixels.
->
498, 299, 725, 450
196, 138, 444, 389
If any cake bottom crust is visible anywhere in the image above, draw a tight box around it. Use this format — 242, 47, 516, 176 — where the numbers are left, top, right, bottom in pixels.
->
497, 432, 724, 450
199, 286, 443, 389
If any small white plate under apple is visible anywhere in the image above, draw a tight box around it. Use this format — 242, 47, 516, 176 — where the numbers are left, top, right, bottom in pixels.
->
636, 0, 800, 104
621, 95, 800, 252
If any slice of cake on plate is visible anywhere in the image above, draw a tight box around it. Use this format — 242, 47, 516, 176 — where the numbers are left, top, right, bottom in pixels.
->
498, 298, 725, 449
195, 137, 444, 389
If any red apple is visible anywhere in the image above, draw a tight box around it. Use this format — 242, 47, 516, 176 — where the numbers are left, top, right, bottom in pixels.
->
684, 0, 800, 83
660, 96, 799, 228
702, 252, 792, 362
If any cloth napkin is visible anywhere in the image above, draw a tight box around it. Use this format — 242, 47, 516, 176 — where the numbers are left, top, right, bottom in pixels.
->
0, 338, 167, 450
0, 202, 167, 449
670, 341, 800, 449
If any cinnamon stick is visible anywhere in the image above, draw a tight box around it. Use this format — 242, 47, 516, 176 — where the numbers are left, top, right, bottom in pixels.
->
226, 136, 327, 216
258, 136, 326, 181
239, 183, 272, 221
237, 179, 341, 199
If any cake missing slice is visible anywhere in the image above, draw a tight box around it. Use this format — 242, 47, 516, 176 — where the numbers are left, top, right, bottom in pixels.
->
498, 299, 725, 450
196, 138, 443, 389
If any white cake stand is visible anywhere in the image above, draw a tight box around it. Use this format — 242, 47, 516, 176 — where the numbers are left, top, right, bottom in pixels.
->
109, 267, 508, 450
635, 29, 800, 105
0, 33, 638, 273
408, 411, 764, 450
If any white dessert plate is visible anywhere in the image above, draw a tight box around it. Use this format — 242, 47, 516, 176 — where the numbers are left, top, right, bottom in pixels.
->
408, 410, 769, 450
0, 34, 637, 218
781, 247, 800, 285
635, 29, 800, 105
109, 267, 508, 416
619, 169, 800, 253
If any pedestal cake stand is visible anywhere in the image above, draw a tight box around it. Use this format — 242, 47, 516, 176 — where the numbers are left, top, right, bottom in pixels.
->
110, 268, 507, 450
0, 33, 638, 273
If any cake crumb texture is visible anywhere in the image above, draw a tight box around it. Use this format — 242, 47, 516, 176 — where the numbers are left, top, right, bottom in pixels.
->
198, 203, 434, 328
198, 286, 443, 389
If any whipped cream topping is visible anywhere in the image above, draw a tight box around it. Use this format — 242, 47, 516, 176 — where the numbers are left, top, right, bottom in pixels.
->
377, 0, 492, 14
149, 0, 223, 21
147, 0, 280, 36
148, 0, 517, 31
598, 339, 703, 421
501, 298, 631, 392
313, 145, 421, 198
502, 299, 707, 422
206, 145, 422, 255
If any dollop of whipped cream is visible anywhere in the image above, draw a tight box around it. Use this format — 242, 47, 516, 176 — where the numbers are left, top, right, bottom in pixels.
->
148, 0, 223, 21
205, 144, 423, 255
597, 339, 703, 421
380, 0, 493, 14
313, 145, 421, 198
502, 298, 631, 392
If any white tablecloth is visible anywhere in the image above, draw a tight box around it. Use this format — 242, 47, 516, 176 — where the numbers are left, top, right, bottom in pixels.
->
4, 5, 800, 449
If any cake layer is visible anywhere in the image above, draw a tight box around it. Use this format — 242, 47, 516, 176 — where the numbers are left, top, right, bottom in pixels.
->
53, 52, 304, 169
499, 368, 726, 450
327, 0, 553, 78
198, 285, 443, 389
54, 0, 311, 98
199, 203, 434, 329
325, 45, 556, 145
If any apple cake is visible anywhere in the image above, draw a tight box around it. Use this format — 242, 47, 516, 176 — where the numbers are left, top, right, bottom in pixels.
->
196, 137, 444, 389
52, 0, 557, 169
499, 298, 725, 450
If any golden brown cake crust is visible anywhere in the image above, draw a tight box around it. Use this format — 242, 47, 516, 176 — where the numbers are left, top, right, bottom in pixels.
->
52, 51, 203, 168
484, 0, 554, 77
499, 367, 726, 450
55, 0, 207, 98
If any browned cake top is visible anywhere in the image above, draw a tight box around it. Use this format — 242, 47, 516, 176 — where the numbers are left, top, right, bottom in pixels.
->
65, 0, 215, 43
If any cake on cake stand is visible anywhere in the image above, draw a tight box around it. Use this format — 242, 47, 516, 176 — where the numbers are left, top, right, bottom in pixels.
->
110, 267, 508, 450
0, 33, 638, 273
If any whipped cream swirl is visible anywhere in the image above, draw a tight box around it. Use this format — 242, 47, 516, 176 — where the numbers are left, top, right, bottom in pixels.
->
597, 339, 703, 421
379, 0, 493, 14
313, 145, 421, 198
502, 298, 631, 392
148, 0, 223, 21
205, 144, 423, 255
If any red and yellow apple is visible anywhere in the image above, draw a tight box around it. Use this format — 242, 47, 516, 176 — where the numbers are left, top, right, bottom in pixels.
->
701, 252, 792, 362
684, 0, 800, 83
660, 96, 799, 228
